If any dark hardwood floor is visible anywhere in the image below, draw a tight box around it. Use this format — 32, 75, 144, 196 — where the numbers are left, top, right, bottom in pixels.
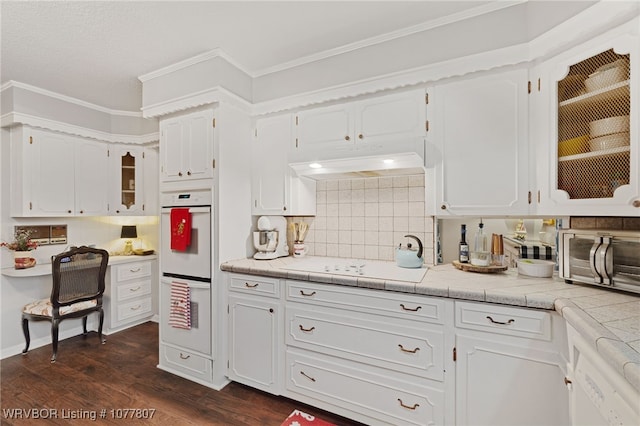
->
1, 322, 365, 425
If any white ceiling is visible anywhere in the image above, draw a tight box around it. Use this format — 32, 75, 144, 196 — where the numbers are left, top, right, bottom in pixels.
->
1, 1, 594, 113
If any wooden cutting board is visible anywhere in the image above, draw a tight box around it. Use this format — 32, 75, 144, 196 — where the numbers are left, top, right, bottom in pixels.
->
452, 260, 508, 273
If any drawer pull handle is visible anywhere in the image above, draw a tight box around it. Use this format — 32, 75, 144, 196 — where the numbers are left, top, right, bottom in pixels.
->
398, 344, 420, 354
299, 290, 316, 297
130, 305, 142, 311
300, 371, 316, 382
299, 325, 315, 332
179, 353, 190, 360
129, 286, 141, 292
130, 267, 141, 272
400, 304, 422, 312
486, 316, 515, 325
397, 399, 419, 410
245, 282, 259, 288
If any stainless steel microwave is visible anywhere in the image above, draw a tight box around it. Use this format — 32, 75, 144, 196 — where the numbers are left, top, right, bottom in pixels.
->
559, 229, 640, 294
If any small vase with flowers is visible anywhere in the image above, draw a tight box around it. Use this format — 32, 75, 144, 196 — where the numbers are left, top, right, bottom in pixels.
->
1, 229, 38, 269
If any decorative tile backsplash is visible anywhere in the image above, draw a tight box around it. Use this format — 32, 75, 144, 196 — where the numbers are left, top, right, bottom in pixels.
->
288, 174, 435, 264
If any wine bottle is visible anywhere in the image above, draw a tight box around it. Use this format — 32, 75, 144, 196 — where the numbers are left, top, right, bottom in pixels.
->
459, 224, 469, 263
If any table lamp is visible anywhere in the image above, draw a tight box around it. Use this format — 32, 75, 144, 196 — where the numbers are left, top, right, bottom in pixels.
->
120, 225, 137, 255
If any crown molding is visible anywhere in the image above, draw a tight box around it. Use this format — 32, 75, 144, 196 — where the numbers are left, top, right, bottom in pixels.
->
0, 81, 142, 117
251, 42, 530, 116
141, 86, 252, 118
1, 112, 158, 145
253, 0, 527, 77
137, 47, 252, 82
527, 1, 640, 64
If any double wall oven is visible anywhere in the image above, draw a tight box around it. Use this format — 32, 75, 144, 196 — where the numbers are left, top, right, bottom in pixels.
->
160, 190, 213, 356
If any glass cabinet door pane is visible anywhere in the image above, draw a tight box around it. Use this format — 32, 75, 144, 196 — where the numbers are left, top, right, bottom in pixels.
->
121, 152, 136, 209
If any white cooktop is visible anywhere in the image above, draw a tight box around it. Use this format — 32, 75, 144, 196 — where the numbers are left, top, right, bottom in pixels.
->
281, 256, 427, 283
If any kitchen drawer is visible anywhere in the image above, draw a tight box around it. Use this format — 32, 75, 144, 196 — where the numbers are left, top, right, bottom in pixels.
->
286, 348, 444, 426
160, 344, 213, 384
116, 279, 151, 302
455, 301, 551, 341
286, 304, 444, 381
160, 279, 211, 355
286, 280, 448, 324
115, 261, 151, 281
229, 274, 280, 298
116, 296, 152, 323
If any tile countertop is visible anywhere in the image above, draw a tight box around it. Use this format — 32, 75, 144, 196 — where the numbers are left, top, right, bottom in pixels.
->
221, 256, 640, 393
1, 254, 157, 277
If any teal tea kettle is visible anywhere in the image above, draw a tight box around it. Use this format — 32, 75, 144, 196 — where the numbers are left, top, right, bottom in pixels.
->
396, 234, 424, 268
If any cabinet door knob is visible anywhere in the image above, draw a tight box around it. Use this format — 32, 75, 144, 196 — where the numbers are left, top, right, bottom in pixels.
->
358, 133, 363, 139
633, 200, 640, 208
178, 172, 183, 177
67, 210, 72, 214
344, 135, 350, 141
440, 204, 447, 210
116, 210, 120, 214
269, 308, 274, 313
187, 171, 192, 176
79, 210, 84, 214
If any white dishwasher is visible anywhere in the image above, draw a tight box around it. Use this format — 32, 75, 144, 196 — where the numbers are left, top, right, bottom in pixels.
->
567, 325, 639, 426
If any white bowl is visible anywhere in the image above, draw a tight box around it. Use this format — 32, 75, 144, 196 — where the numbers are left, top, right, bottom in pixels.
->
589, 132, 629, 151
518, 259, 554, 278
585, 59, 629, 92
589, 115, 630, 138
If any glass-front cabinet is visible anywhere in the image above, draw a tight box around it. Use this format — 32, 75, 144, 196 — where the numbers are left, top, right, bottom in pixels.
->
111, 145, 144, 215
535, 27, 639, 216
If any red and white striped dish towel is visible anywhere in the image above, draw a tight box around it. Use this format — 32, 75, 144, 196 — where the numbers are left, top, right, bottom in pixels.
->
168, 281, 191, 329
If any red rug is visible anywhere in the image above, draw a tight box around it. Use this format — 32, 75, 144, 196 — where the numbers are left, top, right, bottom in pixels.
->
280, 409, 336, 426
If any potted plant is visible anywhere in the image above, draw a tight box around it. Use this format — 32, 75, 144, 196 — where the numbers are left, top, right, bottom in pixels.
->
1, 229, 38, 269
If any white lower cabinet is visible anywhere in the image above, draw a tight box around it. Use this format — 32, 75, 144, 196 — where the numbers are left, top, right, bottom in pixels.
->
282, 280, 453, 426
227, 274, 282, 394
226, 274, 574, 426
158, 278, 213, 387
105, 258, 155, 333
286, 347, 444, 426
454, 301, 570, 426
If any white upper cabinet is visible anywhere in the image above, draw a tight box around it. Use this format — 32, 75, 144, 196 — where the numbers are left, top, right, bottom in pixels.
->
533, 27, 639, 216
292, 90, 426, 163
429, 69, 530, 216
252, 114, 316, 216
110, 145, 145, 216
160, 108, 215, 183
9, 126, 155, 217
75, 139, 110, 216
11, 127, 75, 217
10, 127, 110, 217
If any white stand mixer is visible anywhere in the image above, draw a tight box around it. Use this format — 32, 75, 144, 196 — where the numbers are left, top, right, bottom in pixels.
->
253, 216, 289, 260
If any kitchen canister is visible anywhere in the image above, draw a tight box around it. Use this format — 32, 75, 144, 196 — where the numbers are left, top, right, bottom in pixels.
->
293, 242, 308, 257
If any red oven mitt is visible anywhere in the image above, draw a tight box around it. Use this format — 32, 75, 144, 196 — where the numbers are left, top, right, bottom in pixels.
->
170, 208, 192, 251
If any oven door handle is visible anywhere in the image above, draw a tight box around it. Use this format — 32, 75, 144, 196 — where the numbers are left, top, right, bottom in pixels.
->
590, 238, 603, 283
597, 237, 613, 286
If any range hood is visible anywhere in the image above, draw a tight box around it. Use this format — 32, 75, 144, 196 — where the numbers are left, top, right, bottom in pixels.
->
289, 152, 425, 180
